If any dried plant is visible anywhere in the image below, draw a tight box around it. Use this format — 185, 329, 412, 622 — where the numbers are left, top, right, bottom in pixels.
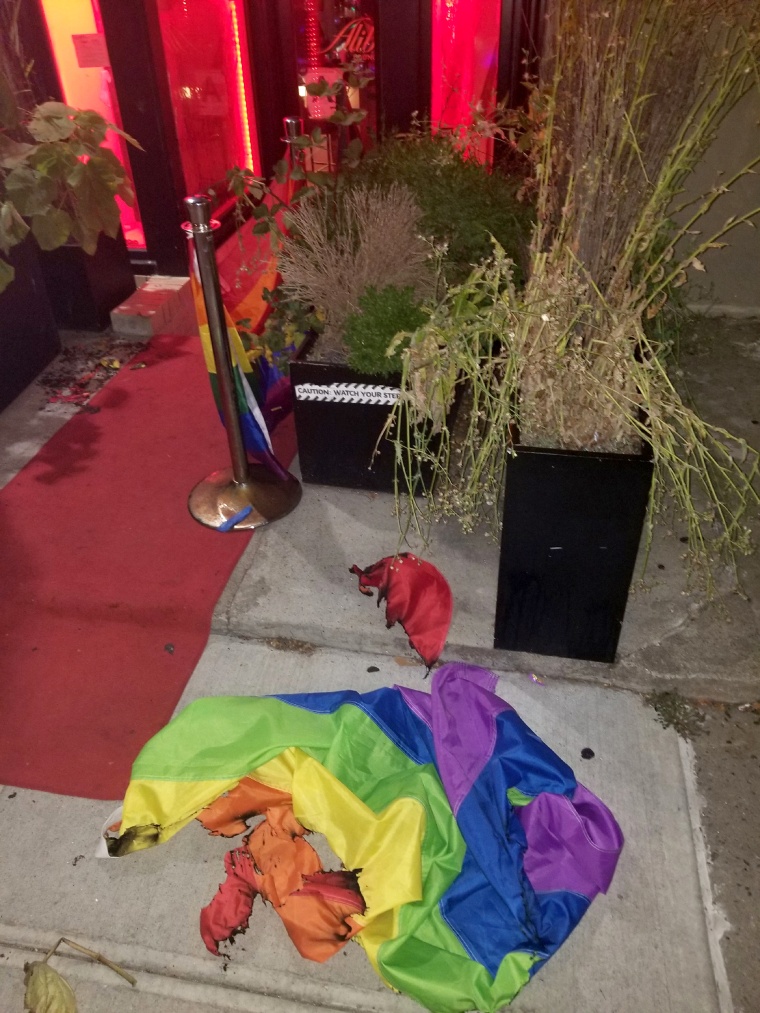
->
277, 183, 434, 361
520, 0, 760, 452
390, 0, 760, 590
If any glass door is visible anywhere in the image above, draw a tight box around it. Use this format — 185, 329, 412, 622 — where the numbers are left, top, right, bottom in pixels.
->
292, 0, 377, 167
154, 0, 261, 199
38, 0, 146, 249
431, 0, 501, 161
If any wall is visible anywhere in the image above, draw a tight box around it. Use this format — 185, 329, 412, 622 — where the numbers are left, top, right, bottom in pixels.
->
680, 85, 760, 317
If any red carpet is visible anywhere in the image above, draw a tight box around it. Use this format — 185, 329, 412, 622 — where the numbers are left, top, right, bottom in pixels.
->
0, 333, 296, 800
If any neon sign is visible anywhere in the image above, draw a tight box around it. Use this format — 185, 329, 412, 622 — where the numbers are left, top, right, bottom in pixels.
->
323, 16, 375, 62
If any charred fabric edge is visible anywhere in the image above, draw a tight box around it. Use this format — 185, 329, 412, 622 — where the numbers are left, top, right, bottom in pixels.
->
350, 553, 453, 671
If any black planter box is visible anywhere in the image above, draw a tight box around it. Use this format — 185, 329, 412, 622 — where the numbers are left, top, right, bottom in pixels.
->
0, 239, 60, 412
40, 230, 136, 331
494, 444, 653, 663
290, 337, 402, 491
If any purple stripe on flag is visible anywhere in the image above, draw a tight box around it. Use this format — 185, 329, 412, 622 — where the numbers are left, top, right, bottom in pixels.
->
396, 686, 432, 729
430, 663, 513, 816
517, 782, 624, 899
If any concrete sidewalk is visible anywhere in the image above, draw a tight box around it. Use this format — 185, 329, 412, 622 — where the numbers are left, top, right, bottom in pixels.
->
0, 318, 757, 1011
214, 467, 759, 702
0, 642, 725, 1013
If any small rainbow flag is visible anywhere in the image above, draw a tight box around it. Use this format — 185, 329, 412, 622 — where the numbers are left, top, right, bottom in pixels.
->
187, 240, 285, 470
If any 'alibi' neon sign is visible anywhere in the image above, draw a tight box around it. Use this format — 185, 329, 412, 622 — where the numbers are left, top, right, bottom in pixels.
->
323, 16, 375, 61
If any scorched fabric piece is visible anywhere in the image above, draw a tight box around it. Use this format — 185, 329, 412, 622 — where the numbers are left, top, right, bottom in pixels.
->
197, 775, 366, 960
351, 553, 453, 669
108, 663, 623, 1013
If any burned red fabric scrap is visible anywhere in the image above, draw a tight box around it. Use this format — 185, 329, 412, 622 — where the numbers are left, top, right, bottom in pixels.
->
350, 553, 453, 669
200, 847, 259, 955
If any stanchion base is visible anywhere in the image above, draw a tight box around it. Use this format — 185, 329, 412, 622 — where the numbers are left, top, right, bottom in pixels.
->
188, 465, 302, 530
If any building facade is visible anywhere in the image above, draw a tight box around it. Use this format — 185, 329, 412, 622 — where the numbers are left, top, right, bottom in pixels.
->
22, 0, 545, 276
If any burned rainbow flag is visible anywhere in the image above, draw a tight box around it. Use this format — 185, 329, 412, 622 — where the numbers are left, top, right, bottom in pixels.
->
109, 663, 623, 1013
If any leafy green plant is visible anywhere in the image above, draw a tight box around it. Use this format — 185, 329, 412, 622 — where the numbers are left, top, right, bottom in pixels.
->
220, 69, 375, 369
344, 285, 428, 376
224, 67, 374, 251
389, 0, 760, 592
226, 76, 527, 379
0, 71, 139, 293
235, 286, 326, 376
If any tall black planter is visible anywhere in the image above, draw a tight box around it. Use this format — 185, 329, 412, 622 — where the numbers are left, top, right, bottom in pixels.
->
290, 341, 401, 492
494, 445, 653, 663
40, 231, 136, 332
0, 240, 60, 412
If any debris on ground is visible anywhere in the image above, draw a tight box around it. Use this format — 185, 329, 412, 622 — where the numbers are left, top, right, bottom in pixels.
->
351, 553, 453, 671
644, 690, 706, 739
263, 637, 318, 655
37, 339, 145, 410
23, 936, 135, 1013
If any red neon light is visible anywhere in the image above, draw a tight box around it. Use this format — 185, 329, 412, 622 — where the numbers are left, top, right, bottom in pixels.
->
431, 0, 502, 162
304, 0, 321, 70
155, 0, 261, 193
230, 0, 254, 170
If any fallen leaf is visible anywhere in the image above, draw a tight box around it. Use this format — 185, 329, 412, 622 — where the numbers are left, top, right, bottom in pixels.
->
24, 961, 77, 1013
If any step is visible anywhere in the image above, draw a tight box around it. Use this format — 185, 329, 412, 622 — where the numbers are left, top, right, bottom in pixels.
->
111, 276, 192, 339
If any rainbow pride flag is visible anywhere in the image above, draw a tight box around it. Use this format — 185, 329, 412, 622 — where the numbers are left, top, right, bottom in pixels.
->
110, 663, 623, 1012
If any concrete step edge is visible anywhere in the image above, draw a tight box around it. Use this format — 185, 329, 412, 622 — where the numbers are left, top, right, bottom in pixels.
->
209, 624, 760, 703
0, 925, 405, 1013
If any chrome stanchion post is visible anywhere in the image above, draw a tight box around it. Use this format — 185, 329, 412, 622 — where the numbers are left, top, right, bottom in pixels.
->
185, 196, 249, 484
183, 194, 301, 531
283, 115, 304, 171
283, 115, 302, 145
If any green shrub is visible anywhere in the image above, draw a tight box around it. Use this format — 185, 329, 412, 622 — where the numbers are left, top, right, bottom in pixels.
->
344, 284, 428, 376
347, 134, 533, 284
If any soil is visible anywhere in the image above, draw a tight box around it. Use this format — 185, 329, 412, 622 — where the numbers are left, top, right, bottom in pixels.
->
692, 705, 760, 1013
